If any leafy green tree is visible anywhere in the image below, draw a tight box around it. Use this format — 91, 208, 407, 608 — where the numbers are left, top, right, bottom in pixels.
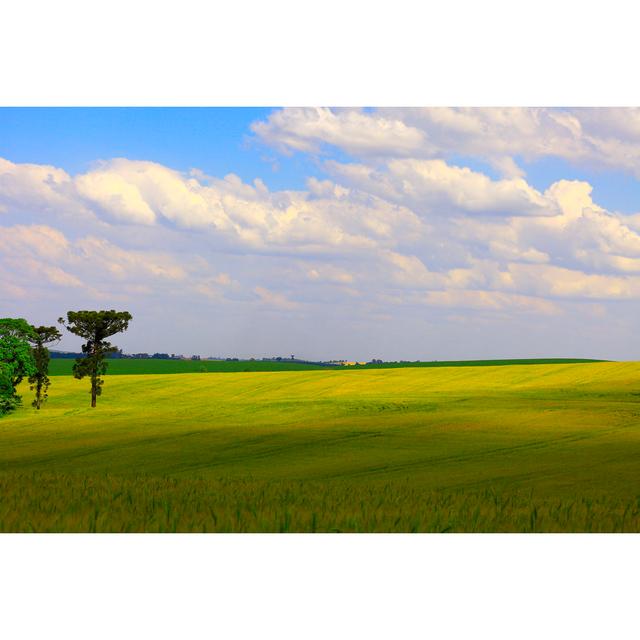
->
27, 325, 62, 410
0, 318, 36, 412
59, 310, 132, 408
0, 363, 17, 415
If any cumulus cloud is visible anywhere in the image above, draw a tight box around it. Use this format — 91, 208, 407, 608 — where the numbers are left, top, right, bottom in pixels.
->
0, 223, 191, 303
0, 225, 83, 290
4, 142, 640, 340
1, 156, 430, 257
253, 107, 640, 179
326, 158, 558, 217
505, 263, 640, 300
423, 289, 559, 315
0, 157, 85, 217
251, 107, 427, 156
8, 106, 640, 359
76, 159, 228, 229
75, 169, 157, 225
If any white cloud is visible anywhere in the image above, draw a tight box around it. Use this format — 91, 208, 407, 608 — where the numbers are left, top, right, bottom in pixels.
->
75, 170, 157, 225
0, 223, 70, 259
326, 158, 558, 217
0, 157, 84, 217
253, 107, 640, 178
0, 225, 83, 290
424, 289, 559, 315
254, 286, 299, 310
506, 263, 640, 300
76, 159, 229, 229
9, 107, 640, 358
0, 223, 190, 302
75, 236, 187, 281
251, 107, 427, 156
4, 147, 640, 331
0, 156, 424, 256
306, 265, 354, 284
193, 273, 237, 300
390, 107, 587, 166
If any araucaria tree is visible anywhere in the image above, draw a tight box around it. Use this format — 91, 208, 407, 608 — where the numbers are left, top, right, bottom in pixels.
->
27, 325, 62, 410
0, 318, 36, 414
59, 310, 132, 408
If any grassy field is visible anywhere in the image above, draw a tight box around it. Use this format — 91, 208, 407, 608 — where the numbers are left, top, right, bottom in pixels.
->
2, 362, 640, 532
48, 358, 328, 375
47, 357, 604, 376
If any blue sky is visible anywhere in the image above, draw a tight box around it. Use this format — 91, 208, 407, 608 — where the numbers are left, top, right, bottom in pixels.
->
2, 107, 640, 360
0, 108, 319, 191
4, 108, 637, 214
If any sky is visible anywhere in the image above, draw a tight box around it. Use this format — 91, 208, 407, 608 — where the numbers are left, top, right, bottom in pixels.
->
2, 107, 640, 361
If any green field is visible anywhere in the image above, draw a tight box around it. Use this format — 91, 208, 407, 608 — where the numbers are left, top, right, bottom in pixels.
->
48, 358, 328, 375
2, 361, 640, 532
47, 356, 604, 376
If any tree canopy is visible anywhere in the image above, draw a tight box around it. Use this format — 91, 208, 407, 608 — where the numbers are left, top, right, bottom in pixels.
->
59, 310, 132, 407
0, 318, 37, 414
27, 325, 62, 410
0, 318, 36, 389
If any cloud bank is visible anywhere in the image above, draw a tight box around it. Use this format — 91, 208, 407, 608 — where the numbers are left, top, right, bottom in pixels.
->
3, 108, 640, 359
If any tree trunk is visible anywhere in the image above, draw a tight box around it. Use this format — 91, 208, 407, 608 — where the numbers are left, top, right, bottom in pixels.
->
91, 352, 98, 407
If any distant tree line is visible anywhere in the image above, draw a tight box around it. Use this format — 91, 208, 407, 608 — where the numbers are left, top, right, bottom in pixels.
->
0, 310, 132, 415
50, 350, 185, 360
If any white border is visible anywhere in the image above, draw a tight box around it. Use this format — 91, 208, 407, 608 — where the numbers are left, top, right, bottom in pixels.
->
1, 1, 640, 637
2, 0, 640, 106
1, 534, 638, 639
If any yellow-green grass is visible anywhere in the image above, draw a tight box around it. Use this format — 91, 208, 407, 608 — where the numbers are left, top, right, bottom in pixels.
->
2, 363, 640, 532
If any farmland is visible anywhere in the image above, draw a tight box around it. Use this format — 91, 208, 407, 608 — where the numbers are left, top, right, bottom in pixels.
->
47, 357, 329, 376
47, 356, 603, 376
2, 361, 640, 532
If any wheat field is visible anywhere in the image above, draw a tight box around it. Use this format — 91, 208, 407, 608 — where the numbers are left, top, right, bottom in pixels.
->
2, 362, 640, 531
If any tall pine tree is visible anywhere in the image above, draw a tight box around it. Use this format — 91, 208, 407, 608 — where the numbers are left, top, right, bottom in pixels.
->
59, 311, 132, 407
27, 325, 62, 410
